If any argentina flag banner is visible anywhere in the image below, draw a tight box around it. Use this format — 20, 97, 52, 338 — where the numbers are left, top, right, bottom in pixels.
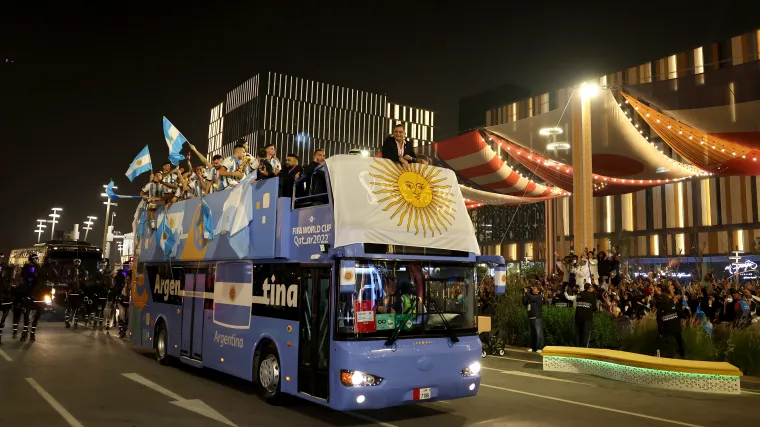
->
163, 116, 187, 166
125, 145, 152, 182
213, 262, 254, 329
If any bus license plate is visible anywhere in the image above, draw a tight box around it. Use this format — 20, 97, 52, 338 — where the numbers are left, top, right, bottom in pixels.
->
414, 388, 431, 400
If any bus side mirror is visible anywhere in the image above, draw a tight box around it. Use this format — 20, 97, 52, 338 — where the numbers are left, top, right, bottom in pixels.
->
339, 260, 356, 294
494, 267, 507, 295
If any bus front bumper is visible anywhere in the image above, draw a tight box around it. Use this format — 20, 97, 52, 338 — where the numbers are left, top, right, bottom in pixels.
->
330, 375, 481, 410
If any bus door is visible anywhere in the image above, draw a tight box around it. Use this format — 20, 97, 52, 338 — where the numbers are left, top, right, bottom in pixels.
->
297, 265, 331, 400
181, 270, 206, 360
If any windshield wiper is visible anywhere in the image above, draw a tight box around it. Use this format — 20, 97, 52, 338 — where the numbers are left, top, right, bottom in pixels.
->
430, 298, 459, 344
385, 296, 417, 347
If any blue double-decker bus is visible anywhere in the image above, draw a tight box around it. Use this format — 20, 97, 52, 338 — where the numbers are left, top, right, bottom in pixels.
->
129, 155, 506, 409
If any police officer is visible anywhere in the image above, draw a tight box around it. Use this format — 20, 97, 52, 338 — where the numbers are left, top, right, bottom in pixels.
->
655, 283, 685, 358
116, 267, 131, 338
0, 253, 12, 344
574, 283, 597, 347
14, 253, 45, 342
104, 268, 122, 332
89, 260, 111, 329
66, 259, 88, 329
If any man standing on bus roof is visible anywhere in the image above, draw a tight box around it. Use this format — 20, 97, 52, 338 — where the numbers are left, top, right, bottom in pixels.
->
264, 143, 281, 175
298, 148, 327, 203
381, 124, 416, 165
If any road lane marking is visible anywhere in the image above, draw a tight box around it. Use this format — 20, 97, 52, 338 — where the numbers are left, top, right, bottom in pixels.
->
122, 373, 237, 426
122, 373, 183, 400
483, 366, 592, 385
0, 348, 12, 362
346, 411, 399, 427
485, 355, 542, 364
480, 383, 702, 427
742, 389, 760, 396
26, 378, 85, 427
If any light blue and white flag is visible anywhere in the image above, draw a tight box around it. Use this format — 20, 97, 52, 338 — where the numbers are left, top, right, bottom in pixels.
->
158, 210, 184, 260
215, 174, 256, 258
125, 145, 152, 182
163, 116, 187, 166
105, 180, 143, 200
200, 199, 214, 240
213, 262, 254, 329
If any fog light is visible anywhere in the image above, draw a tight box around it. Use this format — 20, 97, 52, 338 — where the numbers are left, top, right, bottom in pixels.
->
356, 395, 366, 404
469, 383, 476, 391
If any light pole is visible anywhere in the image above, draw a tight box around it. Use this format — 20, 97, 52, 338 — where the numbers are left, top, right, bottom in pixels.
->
101, 185, 118, 250
83, 216, 97, 242
35, 219, 47, 243
48, 208, 62, 240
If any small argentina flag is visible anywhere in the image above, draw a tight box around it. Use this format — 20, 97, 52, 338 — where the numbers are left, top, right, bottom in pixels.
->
125, 145, 152, 182
213, 262, 253, 329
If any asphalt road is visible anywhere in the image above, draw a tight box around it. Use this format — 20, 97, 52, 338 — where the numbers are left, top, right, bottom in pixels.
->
1, 313, 759, 427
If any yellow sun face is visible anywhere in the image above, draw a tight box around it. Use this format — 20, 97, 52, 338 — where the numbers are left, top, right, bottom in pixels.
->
370, 159, 456, 237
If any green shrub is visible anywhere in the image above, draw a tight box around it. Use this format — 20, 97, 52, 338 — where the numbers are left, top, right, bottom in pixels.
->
542, 305, 576, 346
725, 325, 760, 376
591, 312, 622, 349
619, 315, 660, 356
681, 322, 718, 361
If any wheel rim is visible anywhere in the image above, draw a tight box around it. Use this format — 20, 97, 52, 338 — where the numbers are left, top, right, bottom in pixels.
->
157, 330, 167, 360
259, 354, 280, 393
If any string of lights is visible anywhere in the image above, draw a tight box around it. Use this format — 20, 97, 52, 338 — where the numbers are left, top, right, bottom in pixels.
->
619, 92, 759, 175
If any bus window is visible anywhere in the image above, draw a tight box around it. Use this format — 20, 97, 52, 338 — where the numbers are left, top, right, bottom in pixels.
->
336, 261, 476, 340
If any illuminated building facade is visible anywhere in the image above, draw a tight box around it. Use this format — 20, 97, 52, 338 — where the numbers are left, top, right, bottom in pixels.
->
207, 72, 434, 164
461, 28, 760, 273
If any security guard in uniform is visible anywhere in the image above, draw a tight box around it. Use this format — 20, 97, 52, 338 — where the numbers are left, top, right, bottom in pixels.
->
0, 253, 13, 344
574, 283, 597, 347
655, 283, 685, 358
89, 260, 111, 329
116, 267, 131, 338
14, 253, 46, 342
65, 259, 89, 329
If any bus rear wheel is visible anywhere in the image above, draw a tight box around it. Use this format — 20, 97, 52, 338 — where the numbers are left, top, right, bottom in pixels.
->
256, 344, 282, 404
155, 322, 169, 365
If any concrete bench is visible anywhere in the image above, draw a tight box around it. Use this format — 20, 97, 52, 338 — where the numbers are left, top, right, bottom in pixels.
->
541, 346, 742, 395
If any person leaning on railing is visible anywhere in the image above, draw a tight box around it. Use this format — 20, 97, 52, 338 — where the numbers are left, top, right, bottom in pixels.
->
381, 123, 416, 165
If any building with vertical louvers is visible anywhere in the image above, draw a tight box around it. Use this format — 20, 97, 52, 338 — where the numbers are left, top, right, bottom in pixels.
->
207, 72, 434, 164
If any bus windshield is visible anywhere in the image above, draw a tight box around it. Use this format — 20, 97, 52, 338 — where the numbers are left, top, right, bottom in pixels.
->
336, 260, 477, 340
48, 251, 103, 282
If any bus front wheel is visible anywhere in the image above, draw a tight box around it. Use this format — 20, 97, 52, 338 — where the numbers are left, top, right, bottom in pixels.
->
256, 344, 282, 404
155, 322, 169, 365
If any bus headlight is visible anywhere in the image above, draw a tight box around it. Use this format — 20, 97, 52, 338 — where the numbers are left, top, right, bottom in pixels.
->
44, 295, 52, 305
340, 369, 383, 387
462, 361, 481, 376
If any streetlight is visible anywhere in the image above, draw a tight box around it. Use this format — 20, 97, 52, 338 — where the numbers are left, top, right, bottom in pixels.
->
35, 219, 47, 243
48, 208, 62, 240
83, 216, 97, 242
111, 211, 116, 227
101, 185, 117, 251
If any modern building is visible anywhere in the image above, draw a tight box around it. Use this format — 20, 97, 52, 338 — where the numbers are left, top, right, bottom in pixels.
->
207, 72, 435, 164
457, 28, 760, 274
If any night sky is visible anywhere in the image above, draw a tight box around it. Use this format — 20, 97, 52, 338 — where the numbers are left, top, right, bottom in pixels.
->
0, 3, 755, 256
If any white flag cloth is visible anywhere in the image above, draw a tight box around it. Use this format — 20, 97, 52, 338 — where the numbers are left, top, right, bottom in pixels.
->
326, 155, 480, 255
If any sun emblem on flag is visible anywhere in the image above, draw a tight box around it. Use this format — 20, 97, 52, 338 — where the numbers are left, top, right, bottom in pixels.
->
344, 271, 353, 281
501, 274, 507, 283
136, 159, 143, 166
229, 285, 237, 302
369, 159, 455, 237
